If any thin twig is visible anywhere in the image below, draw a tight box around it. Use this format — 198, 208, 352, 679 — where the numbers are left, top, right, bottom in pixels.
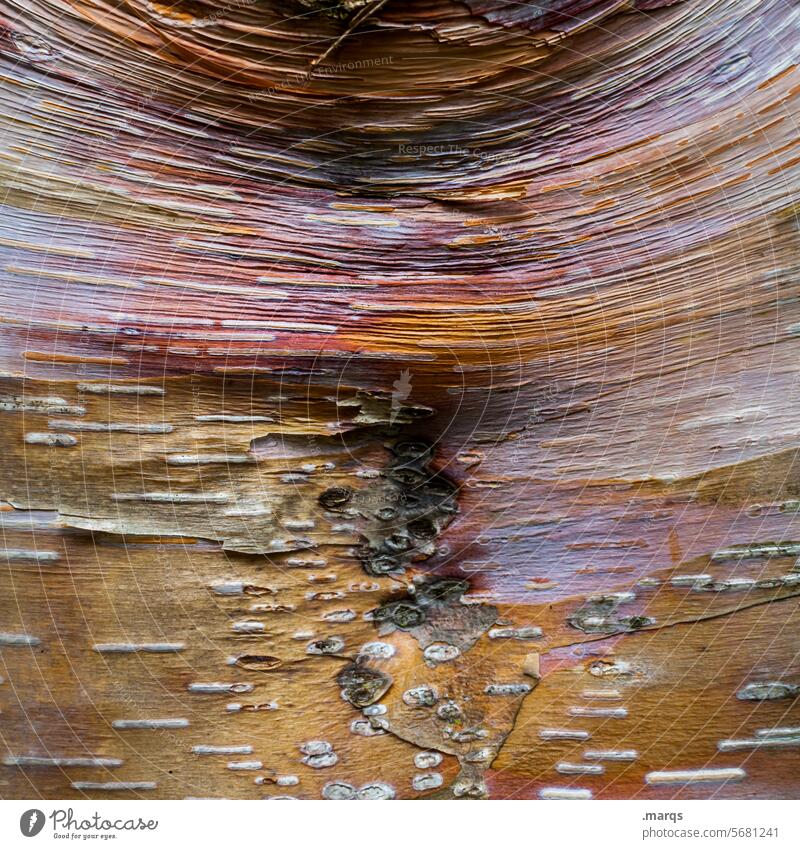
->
308, 0, 389, 72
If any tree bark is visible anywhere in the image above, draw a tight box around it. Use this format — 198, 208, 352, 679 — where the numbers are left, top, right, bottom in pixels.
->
1, 0, 799, 799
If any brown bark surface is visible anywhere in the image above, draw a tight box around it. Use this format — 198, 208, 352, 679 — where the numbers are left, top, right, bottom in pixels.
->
1, 0, 799, 799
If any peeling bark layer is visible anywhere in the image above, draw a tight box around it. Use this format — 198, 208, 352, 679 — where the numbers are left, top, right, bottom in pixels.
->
1, 0, 799, 799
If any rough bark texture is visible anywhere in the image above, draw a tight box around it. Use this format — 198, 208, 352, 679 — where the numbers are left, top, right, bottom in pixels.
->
1, 0, 799, 799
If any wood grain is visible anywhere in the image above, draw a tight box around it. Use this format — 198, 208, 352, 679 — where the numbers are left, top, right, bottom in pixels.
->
1, 0, 799, 799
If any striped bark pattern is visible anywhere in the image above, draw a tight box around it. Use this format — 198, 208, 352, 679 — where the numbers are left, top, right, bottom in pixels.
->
1, 0, 799, 799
